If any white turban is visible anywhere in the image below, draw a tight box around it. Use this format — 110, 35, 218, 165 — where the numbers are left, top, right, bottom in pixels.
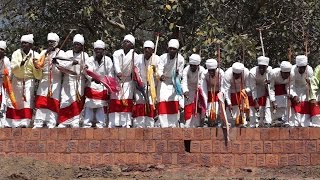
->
47, 33, 60, 42
73, 34, 85, 45
205, 59, 218, 69
189, 54, 201, 65
93, 40, 105, 49
123, 34, 135, 45
143, 40, 154, 49
0, 41, 7, 50
295, 55, 308, 67
280, 61, 292, 72
21, 34, 34, 44
257, 56, 270, 66
232, 62, 244, 74
168, 39, 179, 49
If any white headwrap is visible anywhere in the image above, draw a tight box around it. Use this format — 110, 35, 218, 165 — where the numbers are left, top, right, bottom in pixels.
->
47, 33, 60, 42
232, 62, 244, 74
205, 59, 218, 69
21, 34, 34, 44
257, 56, 270, 66
189, 54, 201, 65
143, 40, 154, 49
168, 39, 179, 49
280, 61, 292, 72
93, 40, 105, 49
73, 34, 85, 45
123, 34, 135, 45
0, 41, 7, 50
295, 55, 308, 67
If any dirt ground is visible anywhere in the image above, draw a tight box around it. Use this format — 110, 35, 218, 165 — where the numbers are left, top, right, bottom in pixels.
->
0, 158, 319, 180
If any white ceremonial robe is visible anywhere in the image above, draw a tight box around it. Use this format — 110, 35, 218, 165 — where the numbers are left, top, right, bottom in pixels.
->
157, 53, 185, 128
0, 56, 11, 127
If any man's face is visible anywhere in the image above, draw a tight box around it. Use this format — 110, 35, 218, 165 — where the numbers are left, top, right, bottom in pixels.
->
168, 47, 178, 58
208, 69, 216, 76
281, 71, 290, 80
258, 65, 267, 75
190, 64, 198, 72
21, 41, 32, 53
144, 47, 154, 59
233, 72, 241, 79
73, 42, 83, 53
298, 66, 307, 74
122, 40, 133, 51
48, 40, 57, 49
0, 48, 4, 58
94, 48, 104, 58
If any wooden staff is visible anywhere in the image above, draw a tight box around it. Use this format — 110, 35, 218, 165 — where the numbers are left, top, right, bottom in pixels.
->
287, 45, 293, 125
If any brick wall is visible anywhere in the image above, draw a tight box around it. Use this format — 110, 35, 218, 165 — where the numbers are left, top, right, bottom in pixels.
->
0, 128, 319, 167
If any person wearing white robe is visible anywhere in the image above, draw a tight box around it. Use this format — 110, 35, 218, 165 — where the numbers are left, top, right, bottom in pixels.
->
132, 40, 160, 128
222, 62, 250, 127
7, 34, 42, 128
83, 40, 113, 128
157, 39, 185, 128
204, 59, 224, 127
58, 34, 89, 128
291, 55, 313, 127
248, 56, 273, 127
34, 33, 66, 128
109, 34, 139, 128
181, 54, 207, 128
0, 41, 11, 127
268, 61, 297, 127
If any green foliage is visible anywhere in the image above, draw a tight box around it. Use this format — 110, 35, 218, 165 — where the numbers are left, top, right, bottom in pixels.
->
1, 0, 320, 69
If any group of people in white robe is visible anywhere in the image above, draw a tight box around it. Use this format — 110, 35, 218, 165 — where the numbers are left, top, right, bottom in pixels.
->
0, 32, 319, 128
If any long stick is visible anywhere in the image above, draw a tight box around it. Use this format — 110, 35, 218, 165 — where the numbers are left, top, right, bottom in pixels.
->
287, 46, 292, 124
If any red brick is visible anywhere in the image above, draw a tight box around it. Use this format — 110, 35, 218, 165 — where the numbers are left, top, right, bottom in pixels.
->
190, 141, 201, 153
231, 141, 242, 153
213, 128, 228, 140
5, 140, 15, 152
102, 153, 114, 165
201, 140, 213, 153
212, 141, 221, 153
151, 153, 162, 164
177, 153, 189, 164
85, 129, 94, 139
162, 153, 172, 164
318, 140, 320, 153
46, 140, 55, 153
311, 153, 320, 165
251, 141, 263, 154
212, 154, 221, 166
109, 128, 118, 139
282, 140, 295, 153
234, 154, 247, 167
70, 128, 86, 140
241, 141, 251, 154
55, 140, 66, 153
57, 128, 71, 140
126, 128, 135, 140
256, 154, 266, 167
16, 153, 28, 158
279, 128, 289, 140
40, 129, 50, 140
47, 153, 60, 164
91, 153, 103, 166
114, 153, 126, 165
172, 153, 178, 164
183, 128, 194, 140
70, 153, 81, 166
299, 154, 310, 166
168, 140, 184, 153
144, 140, 156, 152
261, 128, 279, 141
21, 129, 31, 140
28, 153, 37, 159
120, 140, 125, 152
264, 141, 273, 153
0, 141, 4, 152
25, 141, 37, 153
135, 128, 144, 140
139, 153, 151, 164
161, 128, 173, 139
37, 141, 47, 153
221, 141, 232, 153
0, 152, 5, 158
199, 154, 212, 166
155, 140, 167, 153
288, 154, 299, 166
124, 140, 135, 152
12, 128, 22, 139
0, 128, 12, 140
88, 140, 100, 152
118, 128, 126, 140
244, 128, 260, 140
221, 154, 234, 167
303, 140, 316, 153
299, 128, 310, 139
29, 129, 40, 140
172, 128, 183, 140
143, 128, 153, 139
102, 128, 110, 139
134, 140, 144, 152
193, 128, 204, 140
15, 140, 25, 153
272, 141, 282, 153
265, 154, 278, 167
288, 128, 299, 139
78, 140, 88, 153
110, 140, 121, 152
126, 153, 139, 164
6, 152, 16, 158
294, 140, 305, 153
152, 128, 162, 140
246, 154, 256, 167
60, 154, 71, 165
49, 129, 58, 140
66, 140, 78, 153
236, 128, 247, 140
93, 129, 104, 140
309, 128, 320, 139
189, 153, 200, 164
100, 140, 111, 152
